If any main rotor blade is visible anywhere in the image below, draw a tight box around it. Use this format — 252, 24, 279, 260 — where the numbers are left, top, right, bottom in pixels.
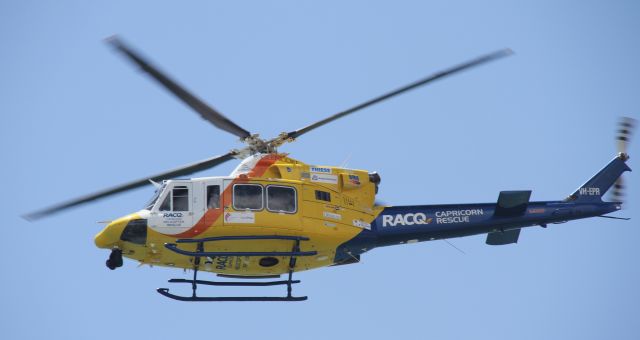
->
23, 152, 237, 221
106, 36, 251, 139
286, 49, 513, 139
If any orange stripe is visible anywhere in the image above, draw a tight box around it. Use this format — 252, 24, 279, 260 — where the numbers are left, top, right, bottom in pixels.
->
170, 154, 284, 238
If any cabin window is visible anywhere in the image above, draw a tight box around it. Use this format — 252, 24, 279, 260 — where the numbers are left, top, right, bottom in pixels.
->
315, 190, 331, 202
207, 185, 221, 209
172, 186, 190, 211
267, 185, 297, 214
233, 184, 263, 210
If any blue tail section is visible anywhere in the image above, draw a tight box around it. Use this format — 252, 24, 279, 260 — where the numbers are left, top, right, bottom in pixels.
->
334, 155, 630, 265
566, 154, 631, 202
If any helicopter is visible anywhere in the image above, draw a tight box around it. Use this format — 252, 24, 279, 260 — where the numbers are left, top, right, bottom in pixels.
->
25, 36, 635, 302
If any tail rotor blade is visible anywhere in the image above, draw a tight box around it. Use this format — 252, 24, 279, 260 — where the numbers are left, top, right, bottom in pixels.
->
616, 116, 636, 154
611, 177, 625, 202
611, 116, 635, 204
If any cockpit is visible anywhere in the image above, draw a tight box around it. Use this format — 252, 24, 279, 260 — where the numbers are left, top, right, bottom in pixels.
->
144, 182, 166, 210
144, 180, 221, 213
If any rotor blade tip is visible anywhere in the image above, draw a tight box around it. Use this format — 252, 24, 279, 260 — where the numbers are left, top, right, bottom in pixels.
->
104, 34, 119, 43
493, 48, 514, 58
21, 213, 39, 222
104, 35, 125, 50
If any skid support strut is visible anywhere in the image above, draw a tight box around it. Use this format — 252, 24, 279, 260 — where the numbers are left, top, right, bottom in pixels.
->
157, 235, 316, 302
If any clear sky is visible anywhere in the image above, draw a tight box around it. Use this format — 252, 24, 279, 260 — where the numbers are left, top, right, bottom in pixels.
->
1, 1, 639, 339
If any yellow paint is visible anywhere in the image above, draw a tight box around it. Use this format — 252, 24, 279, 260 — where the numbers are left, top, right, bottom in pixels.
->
95, 154, 383, 276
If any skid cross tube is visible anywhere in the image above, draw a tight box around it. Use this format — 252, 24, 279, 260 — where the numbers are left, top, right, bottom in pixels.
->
157, 235, 313, 302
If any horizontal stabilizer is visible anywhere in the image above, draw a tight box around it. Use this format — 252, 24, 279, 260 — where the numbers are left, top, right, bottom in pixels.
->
486, 229, 521, 245
494, 190, 531, 217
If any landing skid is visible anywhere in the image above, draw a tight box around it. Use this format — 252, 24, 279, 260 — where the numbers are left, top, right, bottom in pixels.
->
157, 289, 307, 302
158, 235, 315, 302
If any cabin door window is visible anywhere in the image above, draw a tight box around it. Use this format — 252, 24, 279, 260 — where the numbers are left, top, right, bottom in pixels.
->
206, 185, 221, 209
151, 183, 194, 232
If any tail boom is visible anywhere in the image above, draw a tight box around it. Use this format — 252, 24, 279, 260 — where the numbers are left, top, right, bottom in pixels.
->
334, 154, 630, 262
369, 200, 620, 247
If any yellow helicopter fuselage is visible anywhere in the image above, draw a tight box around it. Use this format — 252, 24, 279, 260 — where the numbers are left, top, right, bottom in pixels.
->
95, 153, 382, 276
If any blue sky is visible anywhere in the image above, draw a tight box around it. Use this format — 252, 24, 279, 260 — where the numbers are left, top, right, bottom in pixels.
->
1, 1, 639, 339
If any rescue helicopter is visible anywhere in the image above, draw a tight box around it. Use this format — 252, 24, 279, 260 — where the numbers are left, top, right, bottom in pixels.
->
25, 36, 635, 302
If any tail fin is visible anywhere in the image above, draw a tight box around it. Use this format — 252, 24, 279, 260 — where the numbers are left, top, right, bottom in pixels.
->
566, 154, 631, 202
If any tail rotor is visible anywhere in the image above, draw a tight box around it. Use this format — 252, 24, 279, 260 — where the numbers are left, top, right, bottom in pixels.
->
610, 177, 626, 202
611, 116, 636, 202
617, 116, 636, 159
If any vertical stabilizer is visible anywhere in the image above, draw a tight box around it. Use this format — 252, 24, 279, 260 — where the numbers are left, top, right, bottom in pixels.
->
566, 155, 631, 202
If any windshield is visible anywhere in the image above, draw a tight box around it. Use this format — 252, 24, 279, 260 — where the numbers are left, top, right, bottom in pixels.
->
144, 183, 166, 210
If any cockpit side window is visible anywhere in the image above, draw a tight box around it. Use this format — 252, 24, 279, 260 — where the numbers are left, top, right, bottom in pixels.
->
233, 184, 263, 210
144, 183, 166, 210
207, 185, 221, 209
172, 186, 189, 211
159, 193, 171, 211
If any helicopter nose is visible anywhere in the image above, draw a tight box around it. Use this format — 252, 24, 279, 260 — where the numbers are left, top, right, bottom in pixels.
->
94, 219, 127, 249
